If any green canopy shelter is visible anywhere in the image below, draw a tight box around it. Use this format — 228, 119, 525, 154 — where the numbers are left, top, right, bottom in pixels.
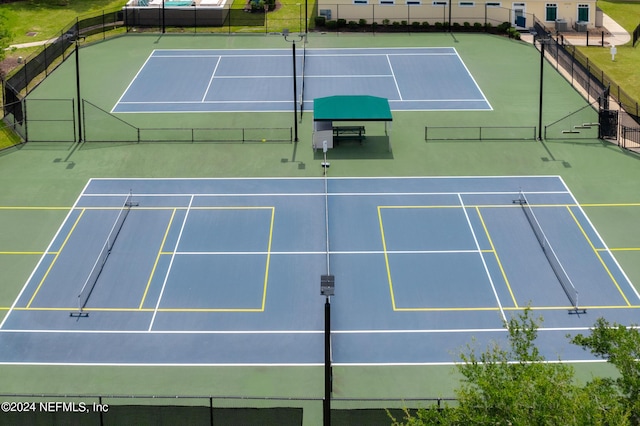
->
312, 95, 393, 152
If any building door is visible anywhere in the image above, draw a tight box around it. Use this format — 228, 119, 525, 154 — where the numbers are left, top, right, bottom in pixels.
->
512, 2, 526, 27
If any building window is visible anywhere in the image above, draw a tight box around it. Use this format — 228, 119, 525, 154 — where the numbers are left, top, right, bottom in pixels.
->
578, 4, 589, 21
432, 1, 447, 5
459, 1, 475, 6
545, 3, 557, 21
353, 0, 368, 4
407, 0, 421, 4
380, 0, 395, 4
485, 2, 501, 7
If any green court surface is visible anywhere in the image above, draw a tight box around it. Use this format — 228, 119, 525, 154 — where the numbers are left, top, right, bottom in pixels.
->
1, 32, 640, 425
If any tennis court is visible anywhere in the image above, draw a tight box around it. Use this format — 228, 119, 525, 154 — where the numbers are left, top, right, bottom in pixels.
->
112, 47, 492, 113
0, 176, 637, 365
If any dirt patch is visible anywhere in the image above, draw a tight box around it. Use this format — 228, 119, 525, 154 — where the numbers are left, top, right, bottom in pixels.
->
0, 56, 20, 80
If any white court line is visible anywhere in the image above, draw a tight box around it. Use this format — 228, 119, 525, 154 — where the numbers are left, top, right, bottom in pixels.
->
80, 190, 571, 198
147, 195, 194, 332
0, 326, 598, 335
111, 51, 158, 114
307, 53, 458, 57
0, 362, 325, 367
0, 180, 93, 330
201, 56, 222, 103
167, 249, 482, 255
117, 100, 292, 105
386, 54, 403, 101
458, 193, 506, 322
558, 176, 640, 303
452, 46, 493, 111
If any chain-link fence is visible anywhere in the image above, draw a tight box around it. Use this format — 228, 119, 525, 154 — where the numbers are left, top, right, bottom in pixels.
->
0, 393, 454, 425
533, 18, 640, 148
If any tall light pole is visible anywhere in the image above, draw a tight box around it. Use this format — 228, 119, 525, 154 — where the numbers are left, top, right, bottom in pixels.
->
283, 29, 304, 142
538, 37, 546, 141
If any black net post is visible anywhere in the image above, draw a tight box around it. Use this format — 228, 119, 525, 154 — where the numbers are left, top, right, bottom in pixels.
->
324, 297, 331, 426
320, 274, 334, 426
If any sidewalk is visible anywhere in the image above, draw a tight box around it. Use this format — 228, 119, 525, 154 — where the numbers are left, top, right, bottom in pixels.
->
7, 38, 58, 50
520, 13, 631, 47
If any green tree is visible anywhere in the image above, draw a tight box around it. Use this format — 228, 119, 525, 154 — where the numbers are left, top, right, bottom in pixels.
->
572, 317, 640, 424
392, 309, 630, 425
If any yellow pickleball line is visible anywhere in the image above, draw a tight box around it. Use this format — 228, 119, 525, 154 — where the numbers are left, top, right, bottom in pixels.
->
26, 209, 86, 309
377, 206, 397, 311
475, 206, 519, 308
139, 209, 177, 310
566, 206, 631, 306
260, 207, 275, 311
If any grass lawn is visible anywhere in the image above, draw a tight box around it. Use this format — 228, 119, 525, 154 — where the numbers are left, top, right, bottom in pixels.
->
1, 0, 127, 45
577, 0, 640, 107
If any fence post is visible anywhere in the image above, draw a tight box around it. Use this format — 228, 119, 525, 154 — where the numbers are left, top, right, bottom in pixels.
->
23, 98, 29, 142
209, 397, 214, 426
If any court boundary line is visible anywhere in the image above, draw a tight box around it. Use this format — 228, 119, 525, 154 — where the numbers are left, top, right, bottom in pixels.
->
148, 195, 194, 331
25, 209, 86, 309
475, 206, 519, 307
457, 193, 506, 320
112, 47, 492, 113
0, 179, 93, 330
9, 303, 638, 313
3, 176, 638, 367
0, 325, 625, 334
110, 50, 157, 114
559, 176, 640, 303
201, 56, 222, 103
139, 208, 177, 309
566, 206, 632, 306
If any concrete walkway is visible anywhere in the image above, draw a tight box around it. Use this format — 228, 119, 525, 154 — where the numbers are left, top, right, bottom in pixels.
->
7, 38, 58, 50
521, 13, 631, 47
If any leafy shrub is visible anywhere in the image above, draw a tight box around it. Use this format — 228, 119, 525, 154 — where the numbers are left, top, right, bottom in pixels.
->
337, 18, 346, 27
325, 20, 337, 29
314, 16, 326, 26
497, 21, 511, 33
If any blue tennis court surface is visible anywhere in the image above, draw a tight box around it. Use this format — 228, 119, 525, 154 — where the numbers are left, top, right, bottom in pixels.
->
1, 176, 638, 365
112, 47, 492, 113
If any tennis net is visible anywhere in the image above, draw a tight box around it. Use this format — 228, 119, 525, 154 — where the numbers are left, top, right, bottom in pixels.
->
515, 191, 582, 312
72, 192, 137, 316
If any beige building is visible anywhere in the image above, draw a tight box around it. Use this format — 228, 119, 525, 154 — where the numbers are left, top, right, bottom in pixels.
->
317, 0, 598, 30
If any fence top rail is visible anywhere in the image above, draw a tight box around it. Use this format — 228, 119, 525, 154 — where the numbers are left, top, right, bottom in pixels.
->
0, 393, 457, 403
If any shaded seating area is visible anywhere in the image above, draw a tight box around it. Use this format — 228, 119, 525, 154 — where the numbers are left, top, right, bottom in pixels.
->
312, 95, 393, 152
